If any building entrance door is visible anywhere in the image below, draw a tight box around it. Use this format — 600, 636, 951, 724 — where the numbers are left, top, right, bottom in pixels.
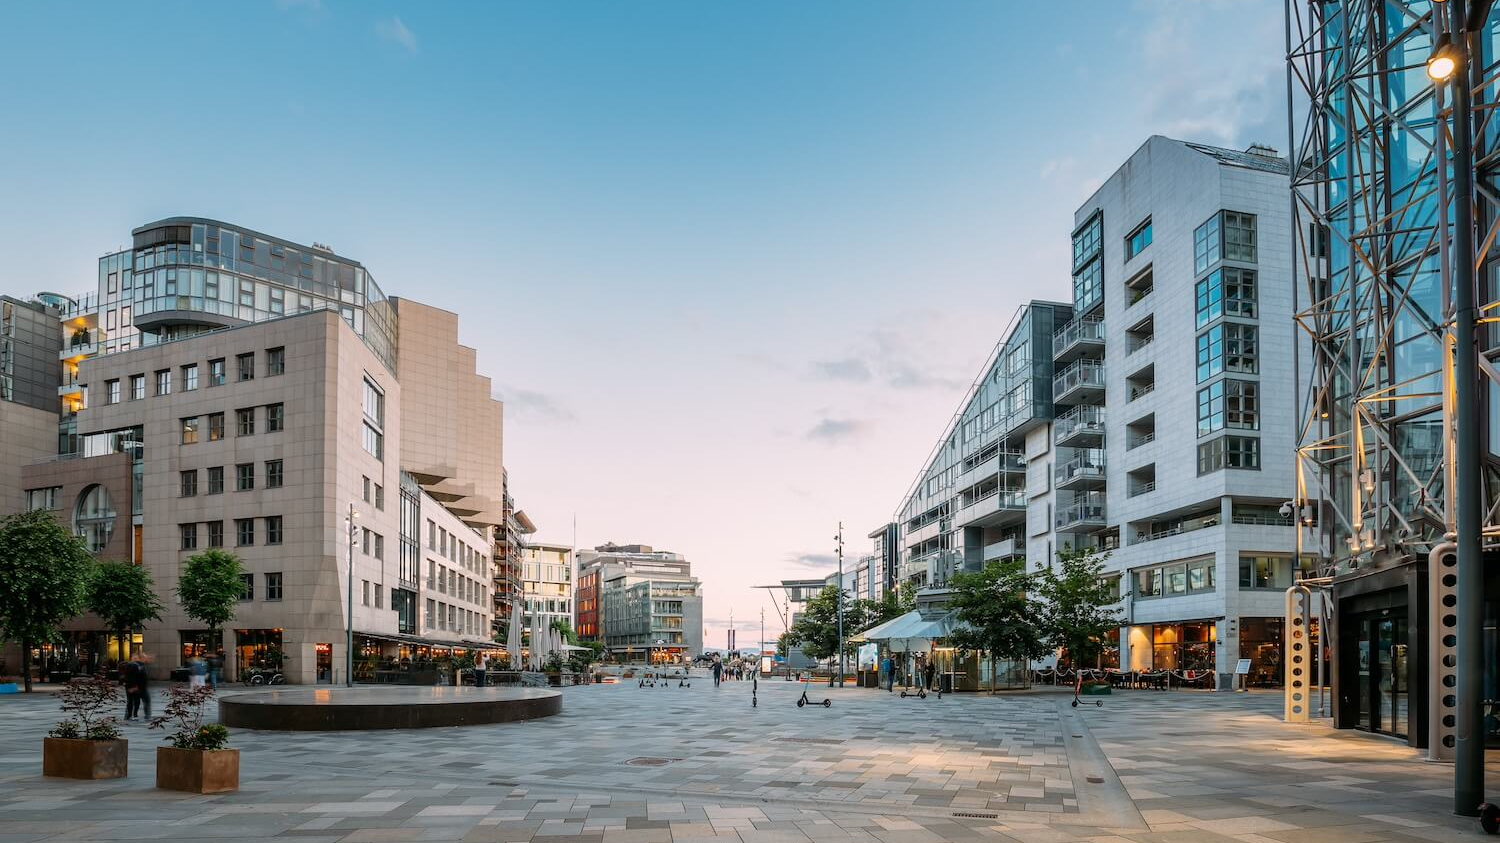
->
1353, 613, 1408, 739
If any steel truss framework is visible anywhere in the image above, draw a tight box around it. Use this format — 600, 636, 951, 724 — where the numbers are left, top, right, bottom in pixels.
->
1285, 0, 1500, 755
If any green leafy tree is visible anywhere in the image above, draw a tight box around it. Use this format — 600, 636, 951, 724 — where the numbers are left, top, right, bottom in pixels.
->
775, 631, 791, 659
88, 560, 164, 666
946, 559, 1049, 693
176, 549, 244, 653
786, 585, 856, 663
0, 510, 95, 692
1037, 546, 1122, 671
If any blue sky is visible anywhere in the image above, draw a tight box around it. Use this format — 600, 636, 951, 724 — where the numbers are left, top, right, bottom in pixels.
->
0, 0, 1286, 648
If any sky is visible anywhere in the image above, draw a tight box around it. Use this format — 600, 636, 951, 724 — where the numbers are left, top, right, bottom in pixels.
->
0, 0, 1287, 650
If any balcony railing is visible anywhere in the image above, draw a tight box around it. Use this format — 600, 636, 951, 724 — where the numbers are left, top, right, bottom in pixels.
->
1128, 382, 1156, 402
1053, 315, 1106, 358
1055, 405, 1104, 442
1056, 456, 1106, 485
1126, 431, 1156, 450
1056, 497, 1107, 529
1131, 514, 1222, 545
1127, 334, 1154, 354
1053, 359, 1105, 400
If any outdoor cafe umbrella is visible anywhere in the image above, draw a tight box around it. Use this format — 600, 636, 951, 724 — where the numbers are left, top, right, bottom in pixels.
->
506, 598, 523, 669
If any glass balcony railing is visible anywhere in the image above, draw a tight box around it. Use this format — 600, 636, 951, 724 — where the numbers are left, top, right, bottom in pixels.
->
1055, 405, 1104, 442
1053, 359, 1105, 399
1056, 455, 1106, 485
1056, 493, 1107, 529
1053, 315, 1106, 357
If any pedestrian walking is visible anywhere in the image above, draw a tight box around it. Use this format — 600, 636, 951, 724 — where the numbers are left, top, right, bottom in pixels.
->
881, 655, 893, 692
189, 655, 207, 689
475, 652, 488, 688
924, 660, 936, 692
712, 654, 723, 687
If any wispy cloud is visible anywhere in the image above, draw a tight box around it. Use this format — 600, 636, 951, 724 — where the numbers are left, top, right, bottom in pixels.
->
377, 16, 418, 55
810, 358, 872, 383
805, 418, 866, 444
493, 385, 574, 422
784, 552, 836, 570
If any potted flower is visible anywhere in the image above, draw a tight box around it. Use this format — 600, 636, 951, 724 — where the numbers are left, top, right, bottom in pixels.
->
42, 676, 127, 779
150, 684, 238, 793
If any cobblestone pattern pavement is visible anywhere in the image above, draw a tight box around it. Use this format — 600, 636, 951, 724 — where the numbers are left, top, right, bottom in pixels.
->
0, 676, 1491, 841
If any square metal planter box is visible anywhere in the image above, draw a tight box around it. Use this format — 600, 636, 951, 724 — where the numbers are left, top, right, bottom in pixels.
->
155, 746, 239, 794
1080, 683, 1112, 696
42, 737, 128, 780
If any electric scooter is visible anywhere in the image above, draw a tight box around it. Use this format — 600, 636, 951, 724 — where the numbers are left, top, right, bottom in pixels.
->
1071, 671, 1102, 708
796, 673, 831, 708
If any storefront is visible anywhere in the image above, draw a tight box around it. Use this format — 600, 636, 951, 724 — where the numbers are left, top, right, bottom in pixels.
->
1132, 620, 1216, 671
234, 629, 284, 680
179, 630, 224, 665
33, 630, 136, 680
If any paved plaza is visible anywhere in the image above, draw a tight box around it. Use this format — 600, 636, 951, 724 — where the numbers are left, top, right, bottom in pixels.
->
0, 676, 1493, 842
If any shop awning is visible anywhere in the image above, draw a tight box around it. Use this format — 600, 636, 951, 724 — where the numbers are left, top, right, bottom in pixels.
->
854, 610, 953, 652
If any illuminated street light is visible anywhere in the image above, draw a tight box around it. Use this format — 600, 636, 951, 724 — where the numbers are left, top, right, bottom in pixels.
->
1429, 35, 1458, 80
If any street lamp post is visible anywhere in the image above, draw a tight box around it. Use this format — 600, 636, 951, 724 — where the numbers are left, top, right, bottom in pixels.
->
835, 522, 845, 689
346, 502, 359, 688
1427, 0, 1489, 816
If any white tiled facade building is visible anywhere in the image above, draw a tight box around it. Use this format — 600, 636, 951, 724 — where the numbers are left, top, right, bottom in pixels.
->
893, 138, 1302, 686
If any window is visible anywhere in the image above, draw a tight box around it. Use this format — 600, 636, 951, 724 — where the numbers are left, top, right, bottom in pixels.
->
266, 459, 283, 488
1194, 267, 1258, 328
208, 412, 225, 441
1135, 566, 1162, 598
180, 417, 200, 445
236, 353, 255, 382
1196, 323, 1258, 382
1194, 214, 1221, 274
1187, 558, 1216, 592
236, 408, 255, 436
266, 403, 284, 432
266, 347, 285, 377
130, 374, 145, 400
207, 466, 224, 495
362, 476, 371, 503
208, 359, 225, 387
155, 369, 172, 396
426, 599, 436, 630
73, 485, 116, 552
207, 521, 224, 548
266, 515, 283, 545
180, 523, 198, 551
362, 580, 370, 606
375, 584, 383, 609
265, 572, 283, 601
1197, 379, 1257, 437
181, 364, 199, 391
362, 527, 372, 555
428, 520, 436, 549
106, 379, 120, 404
25, 487, 58, 511
1223, 211, 1257, 262
1240, 555, 1316, 589
374, 533, 384, 561
236, 463, 254, 491
374, 484, 384, 511
180, 470, 198, 497
1072, 258, 1103, 316
362, 378, 385, 425
236, 518, 255, 546
1125, 218, 1152, 259
239, 574, 254, 601
362, 423, 383, 461
1198, 435, 1261, 475
1072, 211, 1102, 271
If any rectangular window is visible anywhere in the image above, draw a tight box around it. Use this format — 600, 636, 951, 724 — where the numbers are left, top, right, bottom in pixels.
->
239, 574, 254, 602
266, 403, 284, 432
1224, 379, 1259, 430
180, 523, 197, 551
106, 379, 120, 404
236, 408, 255, 436
207, 466, 224, 495
362, 377, 385, 425
1223, 211, 1257, 262
180, 417, 200, 445
208, 412, 225, 441
428, 520, 436, 549
362, 422, 383, 461
1194, 267, 1258, 328
236, 463, 254, 491
155, 369, 172, 396
208, 359, 225, 386
1196, 324, 1256, 381
1134, 566, 1163, 598
1240, 555, 1294, 589
180, 470, 198, 497
236, 518, 255, 546
266, 515, 283, 545
362, 527, 372, 555
1125, 217, 1152, 259
362, 580, 370, 606
375, 584, 383, 609
374, 484, 384, 511
426, 599, 436, 630
265, 572, 283, 601
130, 374, 145, 400
362, 476, 371, 503
1194, 214, 1221, 274
1197, 381, 1224, 437
1187, 558, 1216, 592
236, 353, 255, 382
181, 364, 199, 391
24, 487, 58, 512
266, 347, 285, 377
1198, 435, 1260, 474
206, 520, 224, 548
266, 459, 283, 488
374, 533, 384, 561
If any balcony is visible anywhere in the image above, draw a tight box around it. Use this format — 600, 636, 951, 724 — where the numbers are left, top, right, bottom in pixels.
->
1053, 315, 1106, 364
61, 332, 100, 362
956, 487, 1026, 528
1053, 359, 1105, 406
956, 449, 1024, 489
1056, 493, 1108, 531
1130, 510, 1222, 545
1055, 405, 1104, 447
1056, 455, 1107, 490
982, 538, 1023, 562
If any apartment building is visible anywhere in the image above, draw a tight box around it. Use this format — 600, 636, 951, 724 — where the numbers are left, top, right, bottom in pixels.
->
518, 541, 573, 647
6, 217, 507, 683
578, 542, 704, 661
0, 295, 62, 514
890, 138, 1300, 688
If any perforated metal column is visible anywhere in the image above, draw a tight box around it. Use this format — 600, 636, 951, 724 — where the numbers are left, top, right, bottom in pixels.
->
1285, 585, 1312, 722
1430, 544, 1458, 760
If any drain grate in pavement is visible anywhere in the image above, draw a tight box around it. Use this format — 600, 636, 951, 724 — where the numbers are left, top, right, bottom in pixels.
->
772, 737, 845, 745
625, 756, 679, 767
952, 811, 998, 819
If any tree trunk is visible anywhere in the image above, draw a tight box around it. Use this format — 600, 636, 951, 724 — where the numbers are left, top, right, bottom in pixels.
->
990, 655, 996, 695
20, 636, 32, 693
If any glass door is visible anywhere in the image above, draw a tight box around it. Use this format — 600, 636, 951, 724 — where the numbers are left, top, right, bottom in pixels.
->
1379, 618, 1408, 738
1356, 620, 1373, 731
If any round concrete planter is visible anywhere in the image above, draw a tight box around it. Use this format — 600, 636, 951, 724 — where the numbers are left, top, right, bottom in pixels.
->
42, 737, 128, 780
155, 746, 239, 794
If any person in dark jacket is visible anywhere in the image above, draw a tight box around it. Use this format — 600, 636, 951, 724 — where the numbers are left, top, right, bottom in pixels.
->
924, 660, 936, 691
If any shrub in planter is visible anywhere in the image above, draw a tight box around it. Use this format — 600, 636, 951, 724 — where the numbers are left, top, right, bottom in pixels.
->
42, 676, 128, 779
150, 684, 238, 793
